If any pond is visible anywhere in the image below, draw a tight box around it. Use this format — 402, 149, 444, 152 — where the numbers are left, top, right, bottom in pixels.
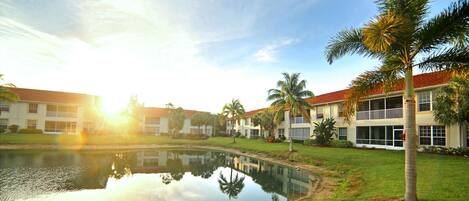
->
0, 149, 317, 201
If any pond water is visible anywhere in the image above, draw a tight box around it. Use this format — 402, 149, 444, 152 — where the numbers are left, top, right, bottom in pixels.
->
0, 149, 317, 201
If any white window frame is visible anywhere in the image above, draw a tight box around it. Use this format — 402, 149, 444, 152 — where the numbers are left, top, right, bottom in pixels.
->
316, 106, 324, 119
419, 125, 446, 146
418, 91, 432, 112
338, 127, 347, 140
0, 118, 8, 129
28, 103, 38, 113
26, 119, 37, 129
0, 103, 9, 112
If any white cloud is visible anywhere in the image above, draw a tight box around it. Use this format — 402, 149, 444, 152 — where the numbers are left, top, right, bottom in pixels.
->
254, 38, 298, 62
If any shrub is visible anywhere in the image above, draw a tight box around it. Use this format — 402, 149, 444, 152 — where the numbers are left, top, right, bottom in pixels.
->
8, 125, 19, 133
303, 139, 316, 146
418, 146, 469, 156
330, 140, 354, 148
313, 118, 336, 145
278, 135, 286, 141
265, 135, 275, 143
172, 133, 209, 140
18, 128, 43, 134
0, 128, 5, 134
235, 132, 241, 137
239, 135, 246, 139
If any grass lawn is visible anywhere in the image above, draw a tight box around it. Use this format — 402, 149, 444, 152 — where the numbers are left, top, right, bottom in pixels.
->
1, 134, 468, 201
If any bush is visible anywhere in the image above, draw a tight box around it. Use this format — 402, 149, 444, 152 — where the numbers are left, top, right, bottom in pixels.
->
303, 139, 316, 146
278, 135, 286, 141
330, 140, 354, 148
8, 125, 19, 133
313, 118, 336, 145
0, 128, 5, 134
239, 135, 246, 139
18, 128, 43, 134
235, 132, 241, 137
172, 133, 209, 140
418, 146, 469, 156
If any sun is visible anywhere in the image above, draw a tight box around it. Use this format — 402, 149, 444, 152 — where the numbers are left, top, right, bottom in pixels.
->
101, 95, 128, 115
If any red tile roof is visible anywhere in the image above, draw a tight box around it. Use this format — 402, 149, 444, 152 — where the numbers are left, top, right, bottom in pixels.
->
144, 107, 209, 118
8, 87, 98, 104
306, 71, 452, 105
244, 108, 265, 117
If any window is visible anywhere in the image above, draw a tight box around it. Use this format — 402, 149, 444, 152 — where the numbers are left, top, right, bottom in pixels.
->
338, 128, 347, 140
316, 106, 324, 119
46, 104, 77, 117
245, 119, 250, 125
45, 121, 77, 133
337, 103, 344, 117
293, 116, 304, 124
28, 103, 38, 113
290, 128, 310, 140
0, 119, 8, 130
27, 120, 37, 129
146, 117, 160, 124
418, 91, 431, 111
356, 127, 370, 144
278, 128, 285, 136
0, 103, 9, 112
419, 125, 446, 146
250, 129, 259, 137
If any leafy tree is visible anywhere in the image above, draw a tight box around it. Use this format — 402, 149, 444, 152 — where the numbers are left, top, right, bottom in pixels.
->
124, 96, 143, 135
259, 108, 277, 137
191, 112, 205, 134
0, 74, 18, 115
167, 104, 186, 136
313, 117, 337, 145
325, 1, 468, 200
222, 99, 246, 143
251, 113, 262, 137
433, 76, 469, 147
268, 73, 314, 152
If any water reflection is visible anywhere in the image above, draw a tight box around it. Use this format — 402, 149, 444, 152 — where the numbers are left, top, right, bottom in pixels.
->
0, 149, 317, 201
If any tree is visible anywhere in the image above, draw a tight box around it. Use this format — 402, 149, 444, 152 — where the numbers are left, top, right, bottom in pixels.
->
313, 117, 336, 145
124, 96, 143, 135
251, 113, 262, 137
433, 76, 469, 147
325, 1, 469, 200
259, 108, 277, 137
267, 73, 314, 152
221, 99, 246, 143
0, 74, 18, 115
167, 104, 186, 136
191, 112, 205, 134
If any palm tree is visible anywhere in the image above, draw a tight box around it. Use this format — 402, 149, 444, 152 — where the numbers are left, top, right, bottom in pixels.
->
221, 99, 246, 143
267, 73, 314, 152
218, 155, 245, 200
433, 76, 469, 147
0, 74, 18, 115
325, 1, 469, 200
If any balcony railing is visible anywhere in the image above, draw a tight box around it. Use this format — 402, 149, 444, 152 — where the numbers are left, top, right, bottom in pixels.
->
356, 108, 403, 120
46, 111, 77, 118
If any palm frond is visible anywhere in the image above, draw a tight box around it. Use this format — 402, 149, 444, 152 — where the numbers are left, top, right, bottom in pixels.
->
416, 0, 469, 52
343, 65, 402, 122
417, 46, 469, 72
363, 12, 405, 52
325, 28, 383, 64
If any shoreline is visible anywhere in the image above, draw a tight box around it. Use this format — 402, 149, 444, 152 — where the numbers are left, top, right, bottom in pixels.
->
0, 143, 338, 201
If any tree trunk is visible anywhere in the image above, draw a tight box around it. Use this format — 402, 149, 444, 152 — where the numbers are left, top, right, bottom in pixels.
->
461, 122, 468, 147
289, 114, 293, 152
404, 67, 417, 201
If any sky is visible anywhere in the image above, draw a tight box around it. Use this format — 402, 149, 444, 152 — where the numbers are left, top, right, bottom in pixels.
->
0, 0, 456, 113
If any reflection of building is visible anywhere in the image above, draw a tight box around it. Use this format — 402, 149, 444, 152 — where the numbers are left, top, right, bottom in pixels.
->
232, 155, 314, 199
0, 88, 100, 134
230, 71, 468, 149
135, 150, 213, 170
143, 108, 213, 135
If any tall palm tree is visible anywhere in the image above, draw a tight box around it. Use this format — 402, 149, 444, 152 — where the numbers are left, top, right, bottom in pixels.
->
267, 73, 314, 152
325, 1, 469, 200
0, 74, 18, 115
433, 76, 469, 147
221, 99, 246, 143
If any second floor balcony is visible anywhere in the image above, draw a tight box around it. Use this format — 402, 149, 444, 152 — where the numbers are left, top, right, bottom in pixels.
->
356, 96, 403, 120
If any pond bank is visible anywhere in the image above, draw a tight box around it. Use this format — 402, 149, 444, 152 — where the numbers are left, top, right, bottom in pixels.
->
0, 143, 339, 201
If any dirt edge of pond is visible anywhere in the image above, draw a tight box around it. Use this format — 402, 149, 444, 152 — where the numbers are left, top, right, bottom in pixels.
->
0, 144, 340, 201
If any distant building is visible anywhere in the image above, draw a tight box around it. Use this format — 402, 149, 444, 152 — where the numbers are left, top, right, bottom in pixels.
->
0, 88, 99, 134
230, 71, 468, 149
143, 107, 213, 135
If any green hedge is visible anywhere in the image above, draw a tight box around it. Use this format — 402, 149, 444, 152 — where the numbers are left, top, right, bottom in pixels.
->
18, 128, 43, 134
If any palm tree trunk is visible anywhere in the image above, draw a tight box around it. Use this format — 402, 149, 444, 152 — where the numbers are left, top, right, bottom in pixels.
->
289, 113, 293, 152
404, 67, 417, 201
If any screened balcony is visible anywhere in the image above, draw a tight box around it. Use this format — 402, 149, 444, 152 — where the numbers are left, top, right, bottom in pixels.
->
356, 96, 403, 120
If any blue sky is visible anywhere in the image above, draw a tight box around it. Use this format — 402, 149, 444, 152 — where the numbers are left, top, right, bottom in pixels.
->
0, 0, 456, 112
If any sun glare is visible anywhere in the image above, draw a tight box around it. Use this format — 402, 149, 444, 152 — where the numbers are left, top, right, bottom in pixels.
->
101, 96, 128, 115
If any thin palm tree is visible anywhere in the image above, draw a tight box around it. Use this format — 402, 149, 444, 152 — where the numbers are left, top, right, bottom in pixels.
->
267, 73, 314, 152
0, 74, 18, 115
325, 1, 469, 200
222, 99, 246, 143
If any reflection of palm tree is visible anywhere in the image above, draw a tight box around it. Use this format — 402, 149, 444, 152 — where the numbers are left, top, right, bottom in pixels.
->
218, 154, 245, 200
271, 194, 280, 201
218, 171, 245, 200
109, 153, 133, 179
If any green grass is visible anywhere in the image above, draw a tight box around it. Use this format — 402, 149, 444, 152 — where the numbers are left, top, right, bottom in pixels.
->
1, 134, 468, 200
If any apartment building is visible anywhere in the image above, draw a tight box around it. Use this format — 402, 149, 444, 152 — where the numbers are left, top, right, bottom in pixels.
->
143, 107, 213, 135
231, 71, 468, 149
0, 87, 100, 134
